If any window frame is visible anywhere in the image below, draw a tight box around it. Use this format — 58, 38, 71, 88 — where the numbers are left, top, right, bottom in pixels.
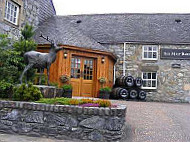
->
141, 72, 157, 89
4, 0, 20, 25
142, 45, 158, 60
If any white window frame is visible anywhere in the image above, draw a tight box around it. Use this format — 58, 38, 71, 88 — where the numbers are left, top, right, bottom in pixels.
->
4, 0, 19, 25
141, 72, 157, 89
142, 45, 158, 60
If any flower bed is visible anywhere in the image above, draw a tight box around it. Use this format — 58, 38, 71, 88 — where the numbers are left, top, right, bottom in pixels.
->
36, 98, 113, 107
0, 100, 127, 142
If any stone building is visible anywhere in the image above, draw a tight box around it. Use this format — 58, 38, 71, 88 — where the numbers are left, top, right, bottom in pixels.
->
0, 0, 56, 39
34, 13, 190, 103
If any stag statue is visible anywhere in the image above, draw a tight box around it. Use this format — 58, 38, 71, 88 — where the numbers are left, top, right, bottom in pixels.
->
19, 33, 62, 85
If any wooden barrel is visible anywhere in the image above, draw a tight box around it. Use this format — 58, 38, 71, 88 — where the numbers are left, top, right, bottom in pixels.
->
138, 90, 146, 100
111, 87, 129, 99
119, 88, 129, 99
135, 77, 143, 87
125, 76, 134, 87
129, 89, 138, 99
115, 76, 125, 86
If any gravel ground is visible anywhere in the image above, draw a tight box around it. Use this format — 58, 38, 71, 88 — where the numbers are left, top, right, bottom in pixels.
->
0, 100, 190, 142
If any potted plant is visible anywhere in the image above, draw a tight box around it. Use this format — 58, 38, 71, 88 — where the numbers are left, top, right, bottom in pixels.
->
98, 77, 106, 87
99, 87, 112, 99
60, 75, 70, 83
62, 84, 72, 98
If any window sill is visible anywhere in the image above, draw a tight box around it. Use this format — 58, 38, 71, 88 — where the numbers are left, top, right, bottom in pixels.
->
3, 19, 19, 29
141, 87, 157, 90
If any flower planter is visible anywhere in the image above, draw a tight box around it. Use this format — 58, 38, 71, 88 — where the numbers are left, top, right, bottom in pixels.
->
0, 100, 127, 142
99, 91, 110, 99
63, 89, 72, 98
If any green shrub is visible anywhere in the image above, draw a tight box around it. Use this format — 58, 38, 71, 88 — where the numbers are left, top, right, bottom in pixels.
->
36, 98, 112, 107
62, 84, 72, 90
34, 73, 47, 85
36, 97, 71, 105
13, 82, 43, 101
99, 87, 111, 92
94, 99, 111, 107
0, 80, 13, 98
49, 82, 59, 88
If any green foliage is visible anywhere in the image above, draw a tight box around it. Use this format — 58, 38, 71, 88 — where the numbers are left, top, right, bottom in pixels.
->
0, 34, 10, 47
99, 87, 112, 92
0, 23, 37, 85
21, 23, 35, 40
0, 80, 13, 98
34, 73, 47, 85
13, 23, 36, 54
36, 98, 112, 107
94, 99, 111, 107
62, 84, 72, 90
13, 83, 43, 101
13, 40, 37, 54
49, 82, 59, 88
36, 98, 71, 105
0, 47, 25, 84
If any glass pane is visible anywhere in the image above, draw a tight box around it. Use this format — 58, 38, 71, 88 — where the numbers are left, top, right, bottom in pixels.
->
152, 81, 156, 87
153, 47, 157, 51
144, 52, 147, 58
90, 76, 92, 80
71, 58, 74, 63
143, 73, 147, 79
143, 80, 147, 87
148, 73, 151, 79
144, 46, 147, 51
148, 80, 151, 87
153, 52, 157, 58
148, 47, 152, 51
152, 73, 156, 79
148, 52, 152, 58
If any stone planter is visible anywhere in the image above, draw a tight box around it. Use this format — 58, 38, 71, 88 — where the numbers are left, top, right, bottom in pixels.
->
34, 85, 63, 98
0, 100, 127, 142
99, 91, 110, 99
63, 89, 72, 98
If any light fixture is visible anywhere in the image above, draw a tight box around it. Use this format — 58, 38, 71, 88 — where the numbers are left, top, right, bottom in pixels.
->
101, 56, 105, 64
63, 51, 68, 59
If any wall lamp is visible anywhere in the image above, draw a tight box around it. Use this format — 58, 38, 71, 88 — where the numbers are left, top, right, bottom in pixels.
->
63, 51, 68, 59
101, 56, 105, 64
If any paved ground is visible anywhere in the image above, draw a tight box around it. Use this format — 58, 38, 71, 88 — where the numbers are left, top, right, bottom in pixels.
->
0, 101, 190, 142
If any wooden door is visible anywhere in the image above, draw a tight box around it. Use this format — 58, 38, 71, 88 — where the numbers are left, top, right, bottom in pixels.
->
70, 56, 95, 97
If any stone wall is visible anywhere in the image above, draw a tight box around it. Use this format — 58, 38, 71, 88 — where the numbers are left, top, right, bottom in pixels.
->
0, 100, 127, 141
105, 43, 190, 103
0, 0, 55, 39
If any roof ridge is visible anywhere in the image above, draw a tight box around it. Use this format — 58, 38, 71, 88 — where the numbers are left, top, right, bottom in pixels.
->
55, 13, 190, 17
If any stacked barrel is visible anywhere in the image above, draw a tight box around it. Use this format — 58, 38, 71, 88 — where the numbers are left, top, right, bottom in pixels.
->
111, 76, 146, 101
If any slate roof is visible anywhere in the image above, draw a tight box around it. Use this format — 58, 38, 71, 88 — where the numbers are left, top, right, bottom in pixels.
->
65, 13, 190, 44
34, 13, 190, 48
34, 16, 106, 51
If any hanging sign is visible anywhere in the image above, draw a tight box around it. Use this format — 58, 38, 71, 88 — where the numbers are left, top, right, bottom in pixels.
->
161, 48, 190, 60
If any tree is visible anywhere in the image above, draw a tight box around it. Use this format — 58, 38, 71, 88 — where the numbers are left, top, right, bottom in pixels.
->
13, 23, 37, 82
13, 23, 37, 54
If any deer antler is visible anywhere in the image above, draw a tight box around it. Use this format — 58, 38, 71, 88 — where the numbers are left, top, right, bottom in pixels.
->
39, 32, 53, 43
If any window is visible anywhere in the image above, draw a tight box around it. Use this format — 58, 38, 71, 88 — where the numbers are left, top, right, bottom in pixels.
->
142, 72, 157, 89
4, 0, 19, 25
142, 45, 158, 60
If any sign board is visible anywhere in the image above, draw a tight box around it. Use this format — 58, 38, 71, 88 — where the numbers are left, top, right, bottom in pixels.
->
160, 48, 190, 60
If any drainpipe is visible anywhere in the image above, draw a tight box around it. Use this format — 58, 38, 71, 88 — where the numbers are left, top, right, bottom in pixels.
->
113, 60, 118, 84
123, 43, 126, 76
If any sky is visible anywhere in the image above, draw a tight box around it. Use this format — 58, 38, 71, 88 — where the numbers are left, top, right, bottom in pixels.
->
53, 0, 190, 16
